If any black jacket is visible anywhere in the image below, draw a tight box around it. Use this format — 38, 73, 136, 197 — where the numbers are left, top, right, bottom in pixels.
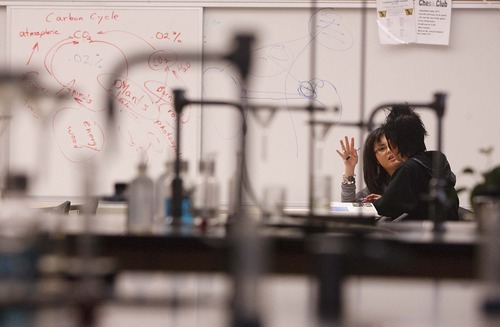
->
374, 151, 459, 221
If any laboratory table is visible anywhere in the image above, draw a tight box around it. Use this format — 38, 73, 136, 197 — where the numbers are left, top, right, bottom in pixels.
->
45, 220, 481, 280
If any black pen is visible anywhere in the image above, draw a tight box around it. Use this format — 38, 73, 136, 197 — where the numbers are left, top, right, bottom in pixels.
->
345, 147, 361, 161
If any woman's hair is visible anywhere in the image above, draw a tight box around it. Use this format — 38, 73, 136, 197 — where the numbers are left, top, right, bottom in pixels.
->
363, 127, 390, 195
383, 104, 427, 158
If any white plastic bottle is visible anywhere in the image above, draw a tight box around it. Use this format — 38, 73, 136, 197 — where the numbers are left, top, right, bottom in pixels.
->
126, 162, 154, 234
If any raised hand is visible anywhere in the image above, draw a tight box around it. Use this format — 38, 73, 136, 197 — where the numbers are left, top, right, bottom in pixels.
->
336, 136, 359, 172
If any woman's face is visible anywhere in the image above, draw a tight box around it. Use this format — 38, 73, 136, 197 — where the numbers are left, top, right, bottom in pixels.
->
373, 134, 401, 176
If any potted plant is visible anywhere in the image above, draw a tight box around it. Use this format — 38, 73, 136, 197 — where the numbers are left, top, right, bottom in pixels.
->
458, 147, 500, 212
470, 166, 500, 209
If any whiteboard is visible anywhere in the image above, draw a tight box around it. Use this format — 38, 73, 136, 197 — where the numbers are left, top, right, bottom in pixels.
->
4, 5, 500, 209
202, 7, 500, 207
7, 6, 202, 197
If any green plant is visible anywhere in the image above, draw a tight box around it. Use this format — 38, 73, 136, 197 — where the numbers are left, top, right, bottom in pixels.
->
459, 146, 499, 210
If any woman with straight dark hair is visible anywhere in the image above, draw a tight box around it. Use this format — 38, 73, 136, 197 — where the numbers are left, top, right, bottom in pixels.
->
337, 127, 400, 202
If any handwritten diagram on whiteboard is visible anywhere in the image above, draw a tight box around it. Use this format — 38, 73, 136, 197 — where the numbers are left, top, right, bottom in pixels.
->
7, 6, 202, 197
203, 8, 355, 205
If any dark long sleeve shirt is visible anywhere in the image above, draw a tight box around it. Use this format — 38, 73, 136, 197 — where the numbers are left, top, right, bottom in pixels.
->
374, 151, 459, 221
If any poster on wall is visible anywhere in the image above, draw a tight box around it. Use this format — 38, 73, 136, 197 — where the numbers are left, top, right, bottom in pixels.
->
415, 0, 452, 45
376, 0, 417, 44
376, 0, 451, 45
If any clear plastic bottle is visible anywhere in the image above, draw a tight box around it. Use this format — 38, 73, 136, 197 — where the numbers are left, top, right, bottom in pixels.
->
0, 174, 39, 237
126, 162, 154, 234
155, 160, 194, 226
154, 160, 174, 226
193, 157, 220, 227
